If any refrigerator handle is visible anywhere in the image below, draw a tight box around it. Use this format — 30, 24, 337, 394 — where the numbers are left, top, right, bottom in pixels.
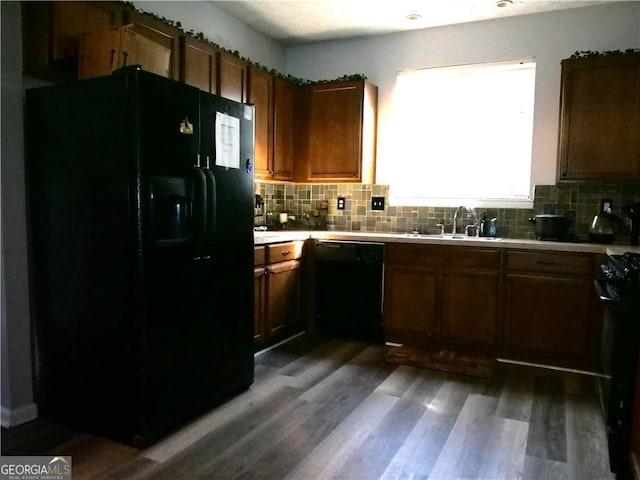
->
204, 159, 217, 258
193, 167, 208, 258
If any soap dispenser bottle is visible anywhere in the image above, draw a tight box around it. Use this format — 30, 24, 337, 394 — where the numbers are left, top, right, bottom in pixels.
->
489, 218, 497, 237
479, 212, 487, 237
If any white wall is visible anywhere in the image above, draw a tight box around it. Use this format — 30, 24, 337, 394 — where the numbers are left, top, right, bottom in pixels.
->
132, 1, 286, 71
285, 2, 640, 188
1, 1, 39, 427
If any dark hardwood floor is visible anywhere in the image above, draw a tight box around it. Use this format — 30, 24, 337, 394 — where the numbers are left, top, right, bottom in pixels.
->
2, 334, 614, 479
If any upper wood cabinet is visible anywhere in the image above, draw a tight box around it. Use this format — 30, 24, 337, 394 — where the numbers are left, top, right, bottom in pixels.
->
180, 36, 218, 94
249, 66, 274, 180
557, 53, 640, 181
250, 71, 296, 182
296, 80, 377, 183
22, 1, 124, 80
78, 26, 171, 80
123, 8, 181, 81
273, 78, 297, 181
218, 52, 248, 103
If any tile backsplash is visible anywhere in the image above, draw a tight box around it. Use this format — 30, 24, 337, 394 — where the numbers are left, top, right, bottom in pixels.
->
256, 182, 640, 243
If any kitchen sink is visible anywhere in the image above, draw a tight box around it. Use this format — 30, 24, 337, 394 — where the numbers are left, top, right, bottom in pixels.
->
404, 233, 502, 241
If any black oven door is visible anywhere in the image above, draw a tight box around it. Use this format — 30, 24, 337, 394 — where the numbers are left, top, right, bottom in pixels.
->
595, 279, 639, 476
594, 280, 617, 419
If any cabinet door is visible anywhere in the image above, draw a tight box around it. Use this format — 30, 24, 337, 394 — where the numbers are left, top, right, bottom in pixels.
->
120, 28, 171, 78
273, 78, 296, 181
78, 27, 121, 79
23, 1, 124, 78
218, 53, 247, 103
254, 267, 266, 347
442, 271, 499, 346
558, 54, 640, 180
180, 36, 218, 94
266, 260, 301, 338
383, 264, 438, 339
249, 67, 274, 180
78, 27, 170, 80
125, 8, 181, 80
504, 274, 591, 358
300, 82, 363, 181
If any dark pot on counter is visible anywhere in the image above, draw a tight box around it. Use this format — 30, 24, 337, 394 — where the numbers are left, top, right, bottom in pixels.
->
528, 214, 572, 241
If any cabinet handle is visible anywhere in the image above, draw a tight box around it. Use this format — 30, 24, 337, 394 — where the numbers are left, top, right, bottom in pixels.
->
536, 260, 557, 266
122, 50, 129, 67
109, 48, 116, 68
281, 251, 291, 256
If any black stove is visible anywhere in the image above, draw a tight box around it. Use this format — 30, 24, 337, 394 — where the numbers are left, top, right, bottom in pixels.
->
596, 251, 640, 478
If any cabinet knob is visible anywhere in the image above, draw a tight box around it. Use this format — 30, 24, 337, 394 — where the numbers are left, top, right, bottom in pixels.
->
561, 172, 567, 177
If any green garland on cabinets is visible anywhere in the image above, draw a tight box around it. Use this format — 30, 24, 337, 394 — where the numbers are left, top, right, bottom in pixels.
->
123, 2, 367, 86
570, 48, 640, 58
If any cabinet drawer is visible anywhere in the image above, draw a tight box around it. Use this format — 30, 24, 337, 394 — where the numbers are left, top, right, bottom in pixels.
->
386, 244, 444, 266
254, 246, 265, 267
267, 241, 303, 264
449, 249, 500, 270
507, 250, 592, 275
386, 244, 499, 270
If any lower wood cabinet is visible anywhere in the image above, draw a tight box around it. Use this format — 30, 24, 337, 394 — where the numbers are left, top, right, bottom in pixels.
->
442, 270, 499, 345
253, 246, 266, 346
384, 244, 500, 351
384, 264, 437, 338
254, 241, 304, 349
503, 250, 600, 368
266, 260, 301, 338
384, 243, 600, 369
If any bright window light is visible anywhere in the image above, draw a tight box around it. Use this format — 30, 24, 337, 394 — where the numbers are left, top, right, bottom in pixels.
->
387, 60, 536, 207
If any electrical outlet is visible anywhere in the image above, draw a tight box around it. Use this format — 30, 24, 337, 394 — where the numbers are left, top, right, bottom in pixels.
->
371, 196, 385, 210
337, 196, 346, 210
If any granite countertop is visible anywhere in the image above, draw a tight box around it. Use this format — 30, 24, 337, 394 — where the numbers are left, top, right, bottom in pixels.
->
254, 230, 640, 255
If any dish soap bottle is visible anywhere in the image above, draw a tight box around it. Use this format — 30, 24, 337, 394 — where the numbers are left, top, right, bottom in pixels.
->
489, 218, 497, 237
479, 212, 487, 237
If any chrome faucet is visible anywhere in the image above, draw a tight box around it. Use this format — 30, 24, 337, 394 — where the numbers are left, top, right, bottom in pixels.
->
452, 206, 477, 236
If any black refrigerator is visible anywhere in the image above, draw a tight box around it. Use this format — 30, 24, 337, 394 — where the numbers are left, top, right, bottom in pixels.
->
25, 67, 255, 446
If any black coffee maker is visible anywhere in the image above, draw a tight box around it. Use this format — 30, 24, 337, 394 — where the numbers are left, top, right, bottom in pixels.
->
623, 202, 640, 245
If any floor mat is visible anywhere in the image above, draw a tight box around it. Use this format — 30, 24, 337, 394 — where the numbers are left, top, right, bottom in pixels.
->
385, 346, 496, 378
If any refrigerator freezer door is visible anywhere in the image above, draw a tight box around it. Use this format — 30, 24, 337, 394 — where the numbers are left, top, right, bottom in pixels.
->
136, 73, 254, 444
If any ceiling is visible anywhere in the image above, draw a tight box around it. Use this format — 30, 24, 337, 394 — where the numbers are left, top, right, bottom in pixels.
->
210, 0, 610, 46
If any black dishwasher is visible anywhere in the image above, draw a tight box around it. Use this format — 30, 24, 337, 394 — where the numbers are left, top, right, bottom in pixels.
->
315, 241, 384, 342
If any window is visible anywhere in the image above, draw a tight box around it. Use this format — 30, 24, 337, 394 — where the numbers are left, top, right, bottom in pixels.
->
386, 59, 536, 207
